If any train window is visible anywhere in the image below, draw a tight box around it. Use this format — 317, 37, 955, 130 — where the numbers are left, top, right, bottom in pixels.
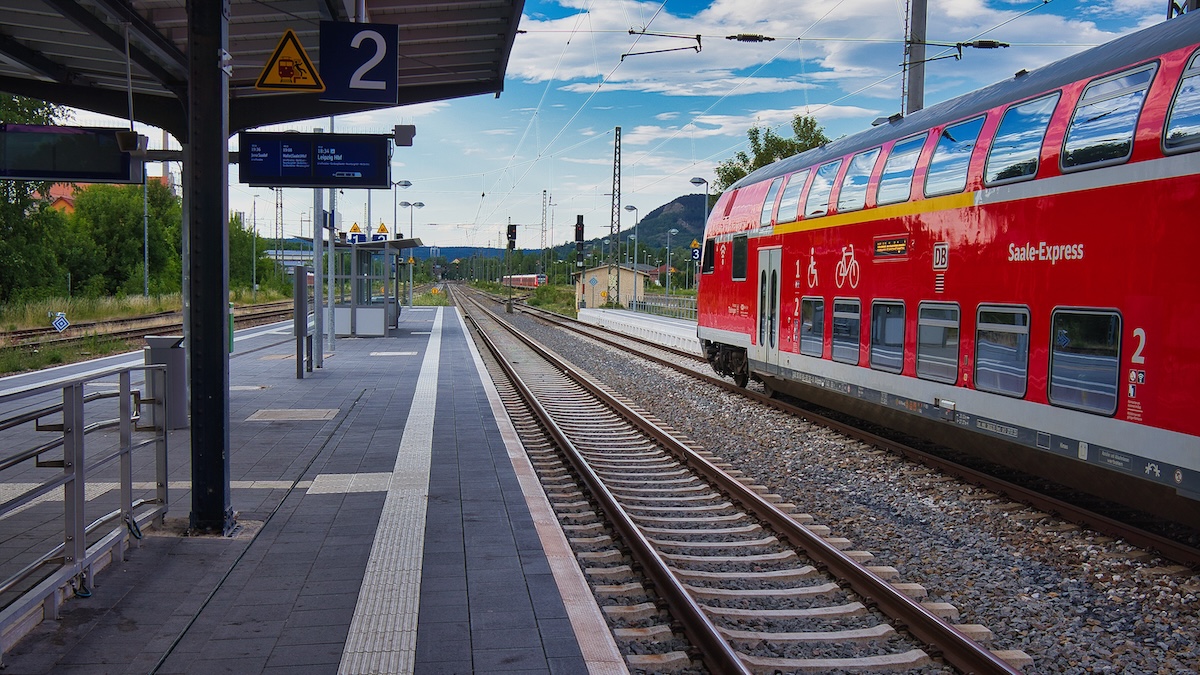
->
985, 93, 1060, 185
776, 170, 809, 225
916, 303, 959, 383
831, 299, 860, 365
975, 306, 1030, 397
760, 177, 783, 228
1062, 62, 1157, 170
876, 134, 926, 205
1165, 51, 1200, 153
701, 238, 715, 274
1048, 310, 1121, 416
870, 301, 905, 373
837, 147, 882, 213
800, 297, 824, 357
925, 116, 985, 197
805, 159, 842, 218
731, 235, 748, 281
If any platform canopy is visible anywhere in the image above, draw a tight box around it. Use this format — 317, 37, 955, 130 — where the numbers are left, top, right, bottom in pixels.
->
0, 0, 525, 137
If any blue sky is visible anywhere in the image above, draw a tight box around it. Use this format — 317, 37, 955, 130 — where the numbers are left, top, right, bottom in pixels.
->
78, 0, 1168, 248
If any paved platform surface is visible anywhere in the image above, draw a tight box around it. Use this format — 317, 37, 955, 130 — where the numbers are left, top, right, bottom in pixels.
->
2, 306, 625, 674
577, 309, 699, 355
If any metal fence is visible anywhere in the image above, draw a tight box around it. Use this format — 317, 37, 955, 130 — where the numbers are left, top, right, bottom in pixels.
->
0, 365, 169, 654
630, 294, 697, 320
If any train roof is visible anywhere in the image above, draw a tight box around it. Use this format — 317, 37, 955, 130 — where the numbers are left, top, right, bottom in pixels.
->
731, 12, 1200, 191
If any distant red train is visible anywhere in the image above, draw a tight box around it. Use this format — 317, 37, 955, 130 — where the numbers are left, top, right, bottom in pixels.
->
696, 12, 1200, 523
502, 273, 547, 288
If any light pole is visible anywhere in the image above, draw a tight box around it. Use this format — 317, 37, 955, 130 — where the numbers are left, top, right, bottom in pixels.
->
690, 175, 710, 229
399, 199, 424, 306
392, 179, 411, 238
392, 180, 411, 309
625, 203, 639, 305
252, 193, 259, 301
666, 228, 679, 295
691, 177, 709, 292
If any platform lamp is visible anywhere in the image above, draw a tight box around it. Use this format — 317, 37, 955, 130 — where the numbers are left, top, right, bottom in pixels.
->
666, 228, 679, 295
624, 205, 639, 303
392, 180, 411, 306
691, 177, 709, 292
399, 200, 424, 306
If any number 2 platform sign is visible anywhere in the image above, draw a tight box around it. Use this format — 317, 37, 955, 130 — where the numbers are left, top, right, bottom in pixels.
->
320, 22, 399, 104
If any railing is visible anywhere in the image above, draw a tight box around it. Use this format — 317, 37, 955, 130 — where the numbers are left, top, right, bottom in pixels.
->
0, 365, 168, 653
630, 294, 697, 320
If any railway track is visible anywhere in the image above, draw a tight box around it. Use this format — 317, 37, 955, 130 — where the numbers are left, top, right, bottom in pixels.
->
0, 301, 295, 349
507, 298, 1200, 568
454, 286, 1028, 674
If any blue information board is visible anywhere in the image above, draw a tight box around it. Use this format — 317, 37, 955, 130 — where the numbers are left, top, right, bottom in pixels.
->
239, 132, 391, 188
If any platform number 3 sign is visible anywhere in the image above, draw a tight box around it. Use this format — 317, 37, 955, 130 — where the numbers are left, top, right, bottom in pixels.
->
320, 22, 399, 104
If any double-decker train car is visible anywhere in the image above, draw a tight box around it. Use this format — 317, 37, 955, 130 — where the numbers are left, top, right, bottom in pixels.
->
696, 12, 1200, 525
502, 273, 548, 288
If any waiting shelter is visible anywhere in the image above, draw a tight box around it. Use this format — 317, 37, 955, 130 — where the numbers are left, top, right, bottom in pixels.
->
329, 237, 421, 337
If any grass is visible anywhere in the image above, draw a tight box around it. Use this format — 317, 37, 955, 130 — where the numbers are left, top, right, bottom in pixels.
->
523, 283, 578, 317
0, 294, 182, 332
0, 289, 292, 332
0, 335, 135, 376
412, 288, 451, 306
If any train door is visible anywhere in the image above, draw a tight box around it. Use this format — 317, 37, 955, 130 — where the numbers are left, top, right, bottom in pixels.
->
753, 247, 782, 371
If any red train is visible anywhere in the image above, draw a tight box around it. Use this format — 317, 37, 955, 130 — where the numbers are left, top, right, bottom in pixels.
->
502, 273, 547, 288
697, 12, 1200, 524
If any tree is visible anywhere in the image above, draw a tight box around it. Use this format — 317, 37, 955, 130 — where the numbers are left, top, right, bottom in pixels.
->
714, 115, 830, 193
67, 181, 183, 296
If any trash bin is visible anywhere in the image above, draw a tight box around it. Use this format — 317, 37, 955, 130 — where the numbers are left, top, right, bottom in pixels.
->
144, 335, 187, 430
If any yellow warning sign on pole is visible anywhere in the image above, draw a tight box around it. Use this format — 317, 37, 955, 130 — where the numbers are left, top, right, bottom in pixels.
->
348, 222, 362, 233
255, 30, 325, 92
376, 223, 388, 234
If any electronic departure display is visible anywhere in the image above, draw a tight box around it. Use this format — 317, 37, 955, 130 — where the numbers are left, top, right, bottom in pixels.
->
0, 124, 137, 183
239, 132, 391, 188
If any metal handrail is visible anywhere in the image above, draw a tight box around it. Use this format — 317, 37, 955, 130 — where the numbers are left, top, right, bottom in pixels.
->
630, 294, 698, 320
0, 364, 169, 652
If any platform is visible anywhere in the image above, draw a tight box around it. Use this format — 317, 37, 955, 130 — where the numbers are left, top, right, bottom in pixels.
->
576, 309, 700, 355
1, 307, 625, 674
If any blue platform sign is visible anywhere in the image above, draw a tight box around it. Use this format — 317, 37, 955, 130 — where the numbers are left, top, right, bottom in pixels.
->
319, 22, 399, 104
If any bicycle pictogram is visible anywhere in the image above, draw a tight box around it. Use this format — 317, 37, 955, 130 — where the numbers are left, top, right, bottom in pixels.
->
835, 244, 860, 289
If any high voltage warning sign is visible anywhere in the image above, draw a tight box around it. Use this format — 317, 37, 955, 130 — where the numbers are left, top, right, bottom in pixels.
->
256, 30, 325, 92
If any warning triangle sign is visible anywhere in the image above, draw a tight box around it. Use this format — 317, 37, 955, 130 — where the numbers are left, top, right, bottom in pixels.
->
348, 222, 362, 233
376, 223, 389, 234
256, 29, 325, 92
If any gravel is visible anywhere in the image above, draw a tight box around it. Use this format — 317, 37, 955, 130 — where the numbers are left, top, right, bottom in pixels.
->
510, 310, 1200, 674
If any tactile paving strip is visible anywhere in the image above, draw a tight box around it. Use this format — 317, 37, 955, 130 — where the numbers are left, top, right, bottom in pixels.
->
339, 308, 442, 674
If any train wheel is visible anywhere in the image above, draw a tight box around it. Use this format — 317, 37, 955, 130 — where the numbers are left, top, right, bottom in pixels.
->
761, 378, 777, 398
734, 370, 749, 388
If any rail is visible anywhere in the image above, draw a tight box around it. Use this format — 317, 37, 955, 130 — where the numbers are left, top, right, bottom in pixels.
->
630, 294, 696, 320
459, 287, 1021, 674
0, 364, 169, 652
